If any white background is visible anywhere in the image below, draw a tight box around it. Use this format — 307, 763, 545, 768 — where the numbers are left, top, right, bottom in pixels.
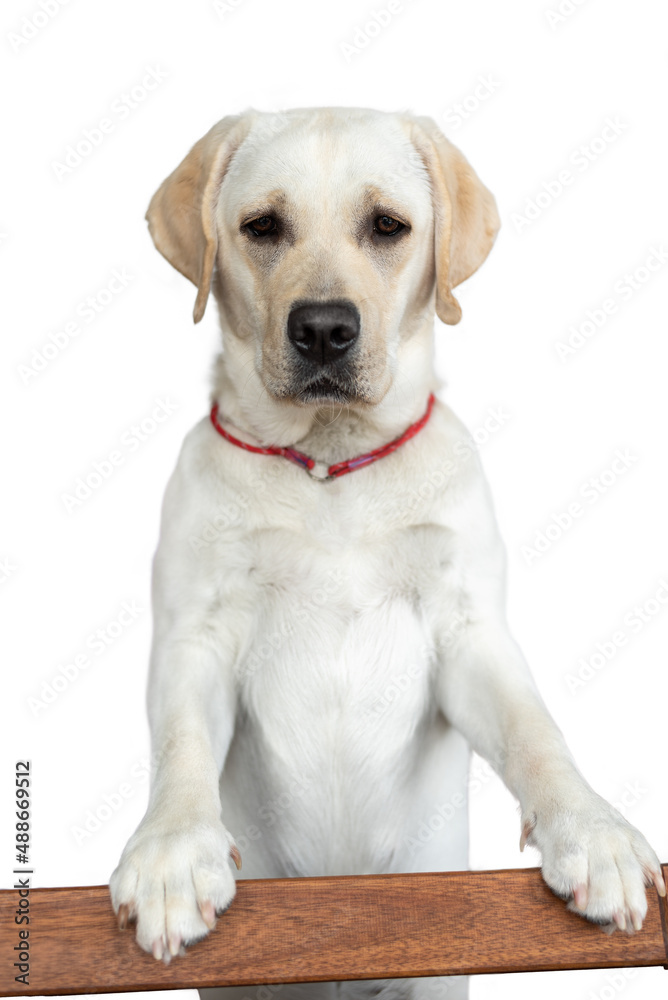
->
2, 0, 667, 998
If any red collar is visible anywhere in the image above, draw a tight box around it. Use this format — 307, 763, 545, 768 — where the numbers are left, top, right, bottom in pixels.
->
210, 393, 435, 482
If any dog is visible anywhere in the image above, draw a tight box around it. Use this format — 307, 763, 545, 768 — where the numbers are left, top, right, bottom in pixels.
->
110, 107, 665, 1000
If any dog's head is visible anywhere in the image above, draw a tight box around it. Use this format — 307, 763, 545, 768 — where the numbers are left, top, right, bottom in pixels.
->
147, 107, 499, 412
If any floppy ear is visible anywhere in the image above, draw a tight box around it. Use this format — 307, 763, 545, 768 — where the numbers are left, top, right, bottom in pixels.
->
146, 115, 250, 323
409, 116, 500, 325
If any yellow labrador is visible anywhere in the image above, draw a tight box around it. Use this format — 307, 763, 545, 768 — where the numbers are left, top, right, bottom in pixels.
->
110, 107, 664, 1000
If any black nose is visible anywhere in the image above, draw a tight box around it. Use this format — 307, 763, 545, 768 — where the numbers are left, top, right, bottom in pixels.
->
287, 302, 360, 365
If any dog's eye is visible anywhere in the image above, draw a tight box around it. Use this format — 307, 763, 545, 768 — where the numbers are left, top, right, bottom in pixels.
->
246, 216, 277, 237
374, 215, 404, 236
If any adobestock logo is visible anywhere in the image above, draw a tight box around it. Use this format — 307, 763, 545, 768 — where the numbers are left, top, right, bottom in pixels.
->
555, 246, 668, 362
50, 66, 168, 181
585, 968, 637, 1000
27, 601, 143, 716
212, 0, 249, 14
18, 268, 134, 385
403, 752, 506, 857
401, 405, 511, 522
0, 557, 17, 585
339, 0, 418, 63
544, 0, 591, 30
440, 75, 501, 130
238, 568, 345, 684
521, 449, 637, 566
70, 748, 168, 847
565, 578, 668, 694
188, 464, 282, 554
60, 397, 179, 514
7, 0, 72, 53
511, 117, 628, 234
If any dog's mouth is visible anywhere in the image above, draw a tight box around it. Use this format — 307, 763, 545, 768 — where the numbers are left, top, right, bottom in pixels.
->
265, 360, 378, 408
297, 377, 353, 405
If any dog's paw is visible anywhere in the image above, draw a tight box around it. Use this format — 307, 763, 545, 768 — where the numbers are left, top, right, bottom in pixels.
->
109, 817, 241, 961
521, 793, 665, 933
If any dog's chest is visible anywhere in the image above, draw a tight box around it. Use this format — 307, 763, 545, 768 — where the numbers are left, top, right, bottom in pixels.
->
234, 516, 453, 758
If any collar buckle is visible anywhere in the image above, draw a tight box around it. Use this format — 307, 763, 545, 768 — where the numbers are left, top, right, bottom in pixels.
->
307, 461, 333, 482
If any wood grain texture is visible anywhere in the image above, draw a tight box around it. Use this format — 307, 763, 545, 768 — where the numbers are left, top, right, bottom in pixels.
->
1, 866, 667, 996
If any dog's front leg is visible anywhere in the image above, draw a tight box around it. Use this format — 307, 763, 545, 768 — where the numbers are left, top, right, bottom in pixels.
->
110, 637, 239, 961
435, 611, 665, 932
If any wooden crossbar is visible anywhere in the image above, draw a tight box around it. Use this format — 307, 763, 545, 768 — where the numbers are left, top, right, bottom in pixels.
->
1, 866, 667, 996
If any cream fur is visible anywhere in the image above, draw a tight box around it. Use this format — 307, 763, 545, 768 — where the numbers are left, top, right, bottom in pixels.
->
110, 108, 664, 1000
